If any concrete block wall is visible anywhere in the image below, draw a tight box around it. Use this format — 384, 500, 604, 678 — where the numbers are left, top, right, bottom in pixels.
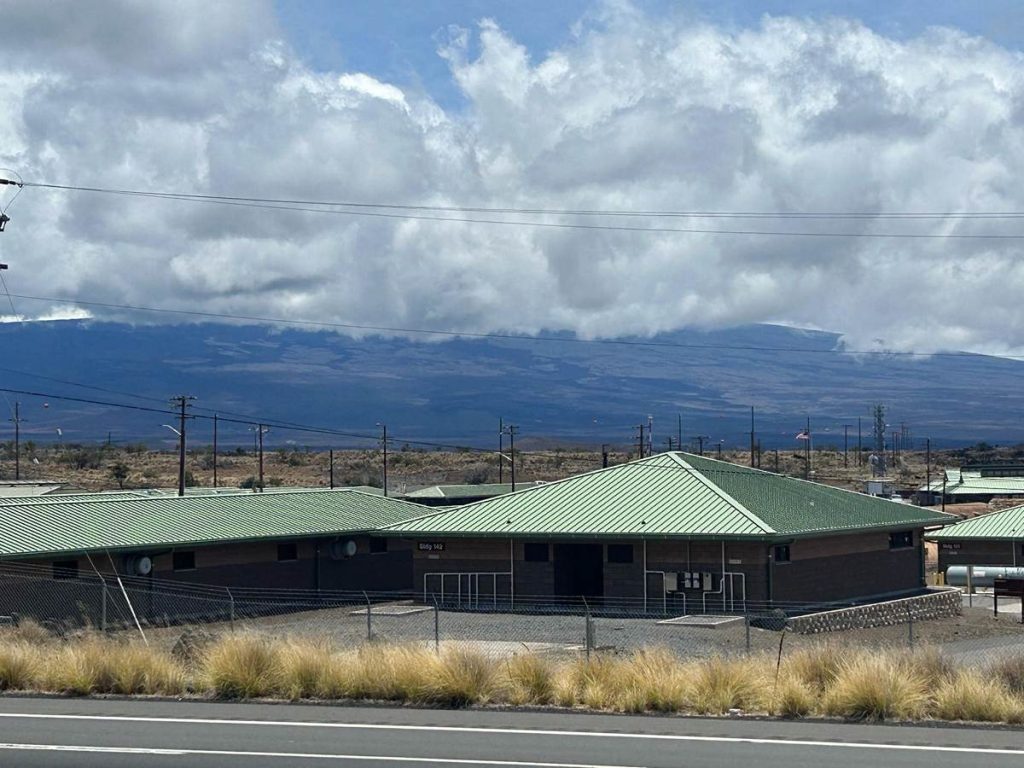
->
787, 588, 961, 634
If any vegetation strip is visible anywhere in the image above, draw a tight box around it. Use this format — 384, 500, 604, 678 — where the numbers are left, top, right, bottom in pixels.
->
0, 626, 1023, 725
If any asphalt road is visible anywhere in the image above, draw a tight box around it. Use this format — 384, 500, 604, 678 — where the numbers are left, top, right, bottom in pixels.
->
0, 698, 1020, 768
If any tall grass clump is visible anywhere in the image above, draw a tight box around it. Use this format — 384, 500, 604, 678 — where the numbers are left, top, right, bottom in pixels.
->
336, 645, 434, 701
277, 638, 334, 700
40, 639, 117, 696
502, 653, 555, 705
555, 655, 633, 711
202, 633, 281, 699
769, 677, 816, 718
988, 654, 1024, 696
422, 649, 497, 706
824, 653, 928, 721
109, 644, 187, 695
0, 643, 41, 691
901, 646, 956, 692
691, 656, 766, 715
933, 671, 1014, 723
623, 648, 691, 713
0, 618, 54, 647
782, 644, 845, 693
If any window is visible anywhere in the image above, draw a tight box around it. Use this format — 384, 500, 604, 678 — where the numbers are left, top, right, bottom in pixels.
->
172, 551, 196, 571
524, 543, 549, 562
774, 545, 791, 563
369, 538, 388, 554
889, 531, 914, 550
277, 542, 299, 562
607, 544, 634, 564
52, 560, 78, 580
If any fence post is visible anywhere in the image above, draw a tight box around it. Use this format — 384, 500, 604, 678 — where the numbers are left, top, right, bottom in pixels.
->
907, 604, 914, 648
583, 597, 593, 660
100, 583, 107, 632
744, 610, 751, 654
226, 587, 235, 631
432, 594, 440, 654
364, 591, 372, 642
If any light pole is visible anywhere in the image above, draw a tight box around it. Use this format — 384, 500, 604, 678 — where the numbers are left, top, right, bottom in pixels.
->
168, 395, 195, 497
248, 424, 269, 492
376, 423, 388, 497
162, 423, 184, 495
502, 424, 518, 490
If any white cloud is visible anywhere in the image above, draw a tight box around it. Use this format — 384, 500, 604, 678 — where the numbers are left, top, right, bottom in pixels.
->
2, 1, 1024, 354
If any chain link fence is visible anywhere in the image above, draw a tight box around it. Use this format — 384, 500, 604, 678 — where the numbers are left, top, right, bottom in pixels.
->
0, 563, 1020, 664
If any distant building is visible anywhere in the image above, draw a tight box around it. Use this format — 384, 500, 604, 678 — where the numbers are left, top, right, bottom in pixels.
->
400, 482, 545, 507
926, 503, 1024, 573
0, 481, 67, 498
918, 465, 1024, 506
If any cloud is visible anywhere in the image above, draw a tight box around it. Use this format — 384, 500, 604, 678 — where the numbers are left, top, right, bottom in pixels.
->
2, 1, 1024, 354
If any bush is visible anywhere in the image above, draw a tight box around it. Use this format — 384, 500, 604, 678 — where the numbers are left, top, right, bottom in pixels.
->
503, 654, 555, 705
0, 644, 41, 690
824, 654, 928, 721
988, 654, 1024, 695
202, 634, 281, 699
933, 671, 1014, 723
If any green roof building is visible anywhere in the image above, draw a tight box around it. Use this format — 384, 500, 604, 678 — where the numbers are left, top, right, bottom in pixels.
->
926, 503, 1024, 573
382, 452, 955, 610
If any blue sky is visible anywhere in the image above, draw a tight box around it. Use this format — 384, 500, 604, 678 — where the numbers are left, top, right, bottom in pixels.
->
276, 0, 1024, 106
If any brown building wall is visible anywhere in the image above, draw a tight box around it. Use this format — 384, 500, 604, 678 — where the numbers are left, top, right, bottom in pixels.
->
771, 530, 926, 604
936, 540, 1024, 572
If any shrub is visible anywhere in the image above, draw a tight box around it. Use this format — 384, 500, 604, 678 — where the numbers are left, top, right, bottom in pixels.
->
933, 671, 1014, 723
770, 677, 816, 718
202, 634, 281, 699
278, 638, 334, 700
503, 653, 555, 705
41, 640, 117, 695
691, 656, 765, 715
783, 644, 844, 693
824, 654, 928, 721
110, 645, 187, 695
988, 654, 1024, 695
0, 643, 41, 690
624, 648, 690, 713
422, 649, 497, 706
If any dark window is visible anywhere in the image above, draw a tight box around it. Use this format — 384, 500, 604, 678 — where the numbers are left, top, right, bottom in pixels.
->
172, 551, 196, 571
774, 545, 791, 563
889, 531, 914, 549
369, 538, 388, 554
607, 544, 634, 564
277, 542, 299, 562
524, 543, 549, 562
52, 560, 78, 580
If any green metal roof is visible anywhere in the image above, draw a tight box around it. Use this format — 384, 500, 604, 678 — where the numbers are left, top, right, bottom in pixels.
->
383, 452, 955, 540
0, 489, 427, 559
919, 472, 1024, 496
926, 504, 1024, 541
402, 482, 545, 500
0, 491, 148, 506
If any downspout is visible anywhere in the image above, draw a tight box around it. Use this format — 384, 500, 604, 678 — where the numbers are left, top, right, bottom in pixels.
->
642, 538, 648, 612
509, 538, 515, 609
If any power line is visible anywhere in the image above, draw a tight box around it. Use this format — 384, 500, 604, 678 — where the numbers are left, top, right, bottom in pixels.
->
8, 292, 1021, 361
16, 181, 1024, 239
21, 180, 1024, 219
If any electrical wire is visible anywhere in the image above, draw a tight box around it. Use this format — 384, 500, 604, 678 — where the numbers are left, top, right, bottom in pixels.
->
15, 181, 1024, 239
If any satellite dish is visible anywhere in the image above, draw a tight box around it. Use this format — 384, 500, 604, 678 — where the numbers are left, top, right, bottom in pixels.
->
329, 539, 358, 560
126, 555, 153, 576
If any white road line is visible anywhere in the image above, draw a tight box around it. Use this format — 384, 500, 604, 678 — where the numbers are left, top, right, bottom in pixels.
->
0, 743, 642, 767
0, 712, 1018, 756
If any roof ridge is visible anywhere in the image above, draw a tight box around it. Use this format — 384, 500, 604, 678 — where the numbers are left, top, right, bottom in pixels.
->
670, 453, 776, 535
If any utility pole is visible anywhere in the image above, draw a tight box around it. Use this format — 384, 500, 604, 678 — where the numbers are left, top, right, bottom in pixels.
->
666, 437, 675, 452
498, 417, 504, 484
925, 438, 931, 505
857, 416, 863, 466
329, 448, 335, 489
635, 424, 645, 459
212, 413, 218, 488
749, 406, 756, 467
842, 424, 852, 468
872, 405, 886, 477
601, 444, 609, 469
377, 423, 388, 497
804, 417, 812, 480
677, 413, 682, 453
170, 395, 195, 497
9, 402, 20, 481
774, 448, 780, 473
505, 424, 518, 491
693, 435, 707, 456
258, 423, 266, 492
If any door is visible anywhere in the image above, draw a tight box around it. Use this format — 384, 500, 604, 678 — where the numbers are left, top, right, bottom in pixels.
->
553, 543, 604, 598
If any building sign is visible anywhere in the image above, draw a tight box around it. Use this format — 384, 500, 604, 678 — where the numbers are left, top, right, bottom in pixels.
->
940, 543, 961, 550
418, 542, 446, 552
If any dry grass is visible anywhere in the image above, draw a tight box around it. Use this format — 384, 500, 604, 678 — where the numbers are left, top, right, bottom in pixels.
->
824, 653, 929, 721
988, 654, 1024, 696
202, 633, 281, 699
0, 632, 1020, 724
